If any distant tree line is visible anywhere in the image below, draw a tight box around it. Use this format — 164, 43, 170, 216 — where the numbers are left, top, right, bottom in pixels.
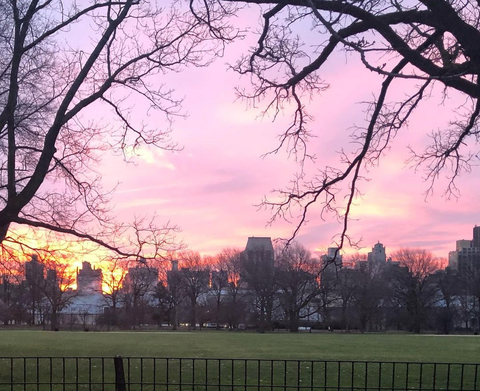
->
0, 254, 76, 330
1, 246, 480, 334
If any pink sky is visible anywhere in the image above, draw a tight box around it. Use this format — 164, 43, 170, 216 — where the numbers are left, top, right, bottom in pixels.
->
35, 6, 480, 262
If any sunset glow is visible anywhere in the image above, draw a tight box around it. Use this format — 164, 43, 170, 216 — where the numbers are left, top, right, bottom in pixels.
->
4, 5, 480, 270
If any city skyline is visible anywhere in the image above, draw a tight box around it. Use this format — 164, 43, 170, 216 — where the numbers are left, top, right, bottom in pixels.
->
10, 235, 471, 333
16, 231, 457, 287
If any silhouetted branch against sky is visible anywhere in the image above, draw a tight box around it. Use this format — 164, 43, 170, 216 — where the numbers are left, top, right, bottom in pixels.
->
2, 0, 480, 260
218, 0, 480, 249
0, 0, 236, 259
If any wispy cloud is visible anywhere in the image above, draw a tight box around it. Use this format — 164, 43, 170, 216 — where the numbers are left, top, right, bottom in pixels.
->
82, 14, 480, 260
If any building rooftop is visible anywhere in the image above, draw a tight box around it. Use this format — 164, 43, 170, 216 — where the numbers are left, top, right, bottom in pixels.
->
245, 237, 274, 252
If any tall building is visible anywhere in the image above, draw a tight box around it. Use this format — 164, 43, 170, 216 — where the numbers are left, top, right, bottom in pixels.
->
76, 261, 102, 292
367, 242, 387, 264
473, 226, 480, 248
321, 247, 343, 271
124, 265, 159, 290
25, 254, 44, 285
456, 239, 471, 251
448, 226, 480, 271
242, 237, 274, 266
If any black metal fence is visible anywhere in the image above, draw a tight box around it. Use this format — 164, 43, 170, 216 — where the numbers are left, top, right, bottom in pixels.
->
0, 357, 479, 391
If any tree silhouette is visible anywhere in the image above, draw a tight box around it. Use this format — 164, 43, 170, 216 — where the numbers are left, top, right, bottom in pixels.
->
222, 0, 480, 246
0, 0, 234, 256
275, 242, 321, 332
217, 248, 246, 329
179, 251, 210, 330
40, 259, 77, 331
391, 248, 440, 333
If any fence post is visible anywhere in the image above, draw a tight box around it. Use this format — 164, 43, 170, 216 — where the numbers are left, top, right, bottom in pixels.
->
114, 356, 126, 391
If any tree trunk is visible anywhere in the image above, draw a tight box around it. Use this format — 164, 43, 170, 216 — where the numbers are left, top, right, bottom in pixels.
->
266, 299, 273, 331
172, 307, 177, 330
0, 222, 10, 244
31, 298, 36, 325
216, 300, 221, 330
190, 297, 196, 330
258, 301, 266, 333
50, 309, 58, 331
289, 310, 299, 332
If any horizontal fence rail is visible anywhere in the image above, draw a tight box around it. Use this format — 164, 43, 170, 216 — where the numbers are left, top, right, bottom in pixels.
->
0, 357, 479, 391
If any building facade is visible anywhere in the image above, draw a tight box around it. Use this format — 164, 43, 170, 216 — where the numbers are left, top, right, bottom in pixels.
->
77, 261, 102, 293
367, 242, 387, 264
242, 237, 275, 267
448, 226, 480, 272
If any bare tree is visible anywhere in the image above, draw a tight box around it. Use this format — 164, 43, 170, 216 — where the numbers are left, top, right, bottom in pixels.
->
390, 248, 440, 333
121, 261, 158, 328
336, 267, 357, 331
102, 258, 127, 329
432, 267, 459, 334
0, 272, 27, 325
275, 242, 321, 332
394, 248, 440, 280
0, 0, 234, 257
39, 258, 77, 331
23, 254, 45, 325
241, 247, 276, 332
316, 261, 339, 327
209, 256, 229, 329
217, 248, 246, 329
352, 260, 387, 332
155, 276, 183, 329
458, 262, 480, 332
178, 250, 210, 330
218, 0, 480, 246
0, 247, 26, 324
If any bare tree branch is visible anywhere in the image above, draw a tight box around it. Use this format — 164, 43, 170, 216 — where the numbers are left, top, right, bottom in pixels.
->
223, 0, 480, 251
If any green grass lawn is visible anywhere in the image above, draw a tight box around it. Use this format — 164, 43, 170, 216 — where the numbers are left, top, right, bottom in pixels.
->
0, 331, 479, 391
0, 330, 479, 363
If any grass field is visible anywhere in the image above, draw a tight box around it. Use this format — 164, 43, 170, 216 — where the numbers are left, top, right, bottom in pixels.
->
0, 330, 479, 363
0, 331, 479, 391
